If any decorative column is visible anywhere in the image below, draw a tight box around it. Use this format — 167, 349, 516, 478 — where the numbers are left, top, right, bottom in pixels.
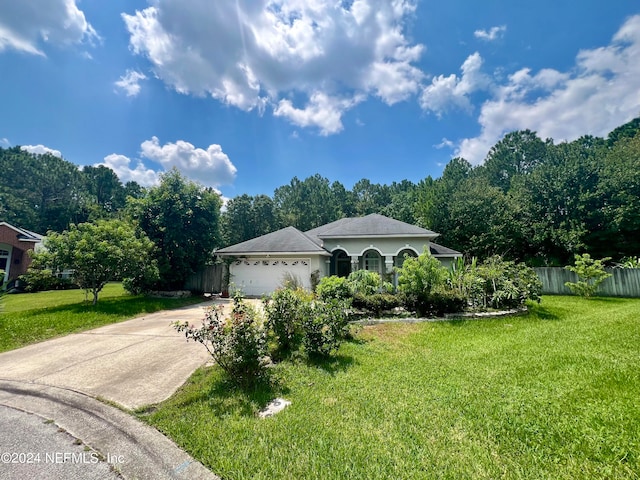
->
351, 255, 359, 272
385, 256, 394, 274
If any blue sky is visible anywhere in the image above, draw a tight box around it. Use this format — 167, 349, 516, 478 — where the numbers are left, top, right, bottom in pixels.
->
1, 1, 639, 200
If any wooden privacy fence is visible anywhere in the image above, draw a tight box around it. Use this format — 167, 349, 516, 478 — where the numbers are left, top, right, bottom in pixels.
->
184, 264, 227, 294
534, 267, 640, 297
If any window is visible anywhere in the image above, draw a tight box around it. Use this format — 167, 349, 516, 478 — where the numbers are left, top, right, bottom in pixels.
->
363, 251, 380, 273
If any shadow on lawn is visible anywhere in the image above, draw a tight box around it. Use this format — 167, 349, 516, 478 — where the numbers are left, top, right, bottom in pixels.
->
19, 295, 201, 318
306, 353, 355, 375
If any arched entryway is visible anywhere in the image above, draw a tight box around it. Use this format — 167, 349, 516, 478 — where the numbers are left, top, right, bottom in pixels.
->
395, 248, 418, 269
330, 249, 351, 277
362, 249, 382, 275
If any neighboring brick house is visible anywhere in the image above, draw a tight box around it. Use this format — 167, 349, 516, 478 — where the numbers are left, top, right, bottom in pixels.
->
0, 222, 43, 286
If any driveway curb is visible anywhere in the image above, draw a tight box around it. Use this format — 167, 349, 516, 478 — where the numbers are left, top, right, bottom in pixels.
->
0, 380, 218, 480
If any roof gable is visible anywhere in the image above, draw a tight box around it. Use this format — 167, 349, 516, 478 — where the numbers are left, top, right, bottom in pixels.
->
217, 226, 329, 255
0, 222, 43, 243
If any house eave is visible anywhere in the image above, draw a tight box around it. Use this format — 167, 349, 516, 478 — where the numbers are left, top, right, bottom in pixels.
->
317, 233, 440, 240
217, 251, 331, 257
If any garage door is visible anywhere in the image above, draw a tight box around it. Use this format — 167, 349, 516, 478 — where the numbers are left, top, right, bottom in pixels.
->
230, 258, 311, 296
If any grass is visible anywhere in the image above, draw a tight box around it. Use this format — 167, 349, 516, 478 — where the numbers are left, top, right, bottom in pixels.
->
139, 296, 640, 479
0, 283, 203, 352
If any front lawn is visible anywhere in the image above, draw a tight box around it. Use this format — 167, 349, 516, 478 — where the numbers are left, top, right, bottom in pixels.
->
0, 283, 203, 352
140, 296, 640, 479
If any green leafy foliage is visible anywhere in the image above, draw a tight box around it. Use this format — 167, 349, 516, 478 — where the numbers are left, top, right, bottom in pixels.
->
617, 256, 640, 268
264, 288, 309, 356
397, 249, 447, 297
19, 268, 76, 292
174, 293, 269, 385
127, 168, 222, 290
565, 253, 612, 297
346, 269, 384, 296
351, 292, 401, 317
316, 275, 351, 301
302, 299, 350, 357
31, 219, 157, 304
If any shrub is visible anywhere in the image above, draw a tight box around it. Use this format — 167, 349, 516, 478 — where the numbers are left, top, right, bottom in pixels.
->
280, 271, 303, 290
19, 267, 76, 293
617, 256, 640, 268
397, 250, 447, 298
352, 293, 401, 317
264, 288, 309, 356
316, 275, 351, 301
302, 299, 350, 357
400, 289, 466, 317
565, 253, 612, 298
174, 292, 269, 385
346, 270, 382, 296
473, 256, 542, 309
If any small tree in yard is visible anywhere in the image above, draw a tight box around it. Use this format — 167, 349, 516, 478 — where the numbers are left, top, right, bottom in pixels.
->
174, 292, 269, 385
565, 253, 612, 298
32, 219, 158, 304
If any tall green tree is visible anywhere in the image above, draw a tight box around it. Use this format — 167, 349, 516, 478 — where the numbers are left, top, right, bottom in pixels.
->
510, 138, 604, 264
32, 220, 157, 304
481, 130, 549, 192
443, 177, 520, 259
0, 147, 89, 232
273, 174, 340, 231
128, 169, 223, 290
598, 132, 640, 258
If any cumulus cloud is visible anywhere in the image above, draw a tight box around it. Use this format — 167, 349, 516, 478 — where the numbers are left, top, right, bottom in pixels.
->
274, 92, 363, 135
420, 52, 491, 116
122, 0, 424, 134
100, 154, 159, 187
115, 70, 147, 97
21, 144, 62, 157
456, 14, 640, 164
474, 25, 506, 41
0, 0, 97, 55
140, 137, 237, 187
101, 137, 237, 189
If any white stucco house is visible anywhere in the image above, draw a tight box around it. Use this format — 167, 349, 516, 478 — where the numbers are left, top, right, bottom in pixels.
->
216, 214, 462, 297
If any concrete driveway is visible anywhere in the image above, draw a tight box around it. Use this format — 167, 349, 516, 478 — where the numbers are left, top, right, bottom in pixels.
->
0, 300, 230, 410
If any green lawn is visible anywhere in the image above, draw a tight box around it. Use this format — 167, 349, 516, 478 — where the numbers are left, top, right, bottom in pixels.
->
0, 283, 203, 352
140, 296, 640, 480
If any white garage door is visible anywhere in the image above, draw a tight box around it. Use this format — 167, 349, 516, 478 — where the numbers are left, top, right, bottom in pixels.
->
230, 258, 311, 296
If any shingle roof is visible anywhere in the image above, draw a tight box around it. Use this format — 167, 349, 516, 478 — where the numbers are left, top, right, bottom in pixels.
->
305, 213, 438, 239
0, 222, 43, 242
429, 242, 462, 256
216, 226, 330, 255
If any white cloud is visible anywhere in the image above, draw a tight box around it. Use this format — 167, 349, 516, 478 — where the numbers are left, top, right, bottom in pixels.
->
0, 137, 10, 147
0, 0, 97, 55
100, 154, 159, 187
420, 52, 491, 116
115, 70, 147, 97
434, 138, 454, 150
457, 14, 640, 164
122, 0, 424, 134
21, 144, 62, 157
101, 137, 238, 189
140, 137, 237, 187
474, 25, 506, 41
274, 92, 363, 135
